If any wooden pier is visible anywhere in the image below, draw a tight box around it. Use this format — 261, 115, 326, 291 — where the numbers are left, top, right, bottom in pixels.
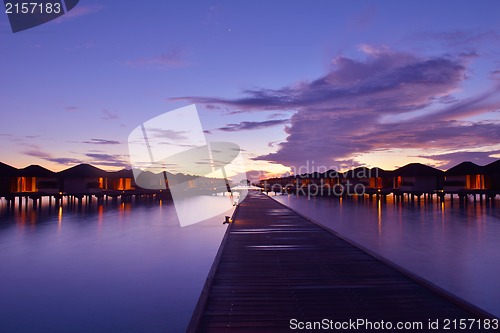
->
188, 191, 493, 332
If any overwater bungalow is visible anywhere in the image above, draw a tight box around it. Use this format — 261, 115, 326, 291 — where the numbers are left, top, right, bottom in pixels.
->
133, 169, 167, 190
108, 169, 136, 191
393, 163, 444, 192
484, 160, 500, 191
341, 167, 370, 186
305, 172, 324, 186
370, 167, 393, 189
259, 176, 294, 191
341, 167, 393, 190
295, 173, 309, 187
0, 162, 17, 197
15, 165, 59, 194
444, 162, 487, 192
319, 169, 340, 187
58, 164, 108, 194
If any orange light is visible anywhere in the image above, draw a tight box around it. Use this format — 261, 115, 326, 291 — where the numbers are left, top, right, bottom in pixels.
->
57, 206, 63, 232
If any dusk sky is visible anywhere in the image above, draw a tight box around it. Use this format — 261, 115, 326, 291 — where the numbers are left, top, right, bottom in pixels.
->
1, 1, 500, 177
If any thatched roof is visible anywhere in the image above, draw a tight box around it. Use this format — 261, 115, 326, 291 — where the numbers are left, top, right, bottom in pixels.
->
323, 169, 340, 178
484, 160, 500, 175
0, 162, 17, 177
342, 167, 370, 179
393, 163, 444, 177
18, 165, 56, 177
371, 167, 393, 177
445, 162, 484, 175
343, 167, 392, 179
58, 164, 108, 178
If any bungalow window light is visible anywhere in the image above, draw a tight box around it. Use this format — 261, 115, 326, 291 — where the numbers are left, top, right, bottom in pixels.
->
16, 176, 37, 192
115, 178, 132, 191
466, 174, 485, 190
98, 177, 107, 190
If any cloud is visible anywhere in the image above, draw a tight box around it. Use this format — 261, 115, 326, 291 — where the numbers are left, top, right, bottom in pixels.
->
176, 46, 500, 170
178, 50, 468, 111
85, 153, 129, 168
23, 149, 51, 159
65, 106, 79, 112
54, 4, 103, 23
492, 69, 500, 80
21, 144, 128, 168
22, 147, 81, 165
217, 119, 288, 132
126, 49, 189, 69
148, 129, 188, 140
418, 150, 500, 170
46, 157, 82, 165
83, 138, 121, 145
85, 153, 116, 159
101, 109, 119, 120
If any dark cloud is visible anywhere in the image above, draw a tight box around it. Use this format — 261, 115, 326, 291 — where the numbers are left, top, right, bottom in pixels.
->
23, 149, 51, 159
22, 148, 81, 166
180, 51, 467, 112
86, 153, 117, 159
218, 119, 288, 132
176, 47, 500, 170
83, 138, 121, 145
22, 144, 127, 167
46, 157, 82, 165
101, 109, 119, 120
492, 69, 500, 80
85, 153, 129, 168
90, 161, 129, 168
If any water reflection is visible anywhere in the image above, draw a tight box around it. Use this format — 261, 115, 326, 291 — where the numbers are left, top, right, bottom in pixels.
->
274, 193, 500, 318
58, 206, 63, 233
377, 198, 382, 238
0, 196, 231, 333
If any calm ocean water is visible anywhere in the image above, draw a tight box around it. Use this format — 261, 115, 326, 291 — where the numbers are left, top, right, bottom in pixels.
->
0, 197, 231, 333
2, 193, 499, 333
273, 194, 500, 318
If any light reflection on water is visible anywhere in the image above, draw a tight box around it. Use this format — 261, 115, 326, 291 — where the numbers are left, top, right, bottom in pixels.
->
0, 196, 231, 333
273, 194, 500, 317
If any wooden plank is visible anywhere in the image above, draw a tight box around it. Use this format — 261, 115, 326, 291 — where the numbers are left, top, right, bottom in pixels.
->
188, 191, 495, 332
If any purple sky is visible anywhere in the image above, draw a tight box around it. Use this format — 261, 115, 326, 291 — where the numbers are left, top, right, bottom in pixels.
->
1, 1, 499, 176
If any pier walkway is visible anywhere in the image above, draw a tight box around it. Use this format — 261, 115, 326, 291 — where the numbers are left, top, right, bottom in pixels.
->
189, 191, 491, 332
